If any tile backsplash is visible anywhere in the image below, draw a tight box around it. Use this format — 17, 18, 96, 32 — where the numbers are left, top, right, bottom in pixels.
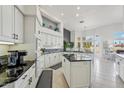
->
9, 44, 36, 61
0, 45, 9, 56
0, 44, 35, 61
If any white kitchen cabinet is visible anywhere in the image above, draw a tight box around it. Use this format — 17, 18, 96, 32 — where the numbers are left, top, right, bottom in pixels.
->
63, 57, 71, 86
15, 63, 36, 88
36, 19, 41, 37
36, 6, 42, 26
15, 67, 30, 88
62, 56, 91, 88
116, 56, 121, 75
47, 35, 51, 47
119, 59, 124, 81
56, 53, 60, 64
52, 36, 56, 46
37, 56, 44, 77
29, 64, 36, 88
58, 53, 62, 63
14, 7, 24, 43
41, 33, 45, 47
2, 5, 14, 42
44, 54, 50, 68
2, 83, 15, 88
71, 62, 91, 88
49, 54, 54, 66
116, 55, 124, 82
0, 6, 2, 35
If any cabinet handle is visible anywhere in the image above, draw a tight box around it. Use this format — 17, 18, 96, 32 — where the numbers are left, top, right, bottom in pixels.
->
118, 62, 120, 65
32, 65, 35, 68
15, 34, 18, 40
12, 34, 15, 39
22, 75, 27, 79
28, 77, 32, 85
17, 35, 18, 39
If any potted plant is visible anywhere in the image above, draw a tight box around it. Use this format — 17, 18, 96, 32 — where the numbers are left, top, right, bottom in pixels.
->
64, 41, 68, 51
42, 23, 45, 27
54, 27, 59, 32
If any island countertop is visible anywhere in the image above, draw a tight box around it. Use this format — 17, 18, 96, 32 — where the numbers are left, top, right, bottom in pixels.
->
0, 60, 35, 87
116, 54, 124, 58
63, 54, 92, 62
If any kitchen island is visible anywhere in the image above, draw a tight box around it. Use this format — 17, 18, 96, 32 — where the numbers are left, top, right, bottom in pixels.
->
62, 54, 93, 88
116, 53, 124, 82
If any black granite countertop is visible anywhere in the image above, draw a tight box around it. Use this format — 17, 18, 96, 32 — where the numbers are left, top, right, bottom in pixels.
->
0, 60, 35, 87
63, 54, 92, 62
64, 51, 94, 54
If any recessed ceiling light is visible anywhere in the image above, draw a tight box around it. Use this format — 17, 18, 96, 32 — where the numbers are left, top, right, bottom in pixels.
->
76, 13, 79, 17
61, 13, 64, 16
77, 6, 80, 10
80, 20, 84, 23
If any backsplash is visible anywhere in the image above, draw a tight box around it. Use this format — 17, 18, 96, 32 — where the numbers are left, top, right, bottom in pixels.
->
0, 45, 9, 56
0, 44, 35, 61
9, 44, 36, 61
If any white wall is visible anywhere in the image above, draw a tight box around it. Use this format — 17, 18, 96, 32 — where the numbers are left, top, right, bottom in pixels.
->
86, 22, 123, 43
85, 22, 124, 55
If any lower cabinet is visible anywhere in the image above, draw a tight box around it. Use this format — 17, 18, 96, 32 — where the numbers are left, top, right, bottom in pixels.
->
62, 57, 71, 86
28, 64, 36, 88
44, 52, 62, 68
44, 54, 50, 68
15, 63, 36, 88
62, 56, 91, 88
36, 56, 44, 78
116, 55, 124, 82
2, 83, 15, 88
119, 61, 124, 81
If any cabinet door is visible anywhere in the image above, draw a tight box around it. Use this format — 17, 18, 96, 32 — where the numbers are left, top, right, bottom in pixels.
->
14, 7, 24, 43
57, 53, 61, 63
71, 62, 91, 87
29, 64, 36, 88
36, 6, 42, 26
47, 35, 51, 46
2, 5, 14, 42
0, 6, 2, 36
54, 53, 58, 64
44, 34, 48, 47
15, 69, 30, 88
120, 62, 124, 81
44, 54, 50, 68
65, 60, 71, 86
36, 19, 41, 37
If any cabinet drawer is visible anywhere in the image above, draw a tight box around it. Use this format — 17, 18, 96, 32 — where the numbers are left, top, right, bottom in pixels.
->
15, 70, 30, 88
15, 64, 35, 88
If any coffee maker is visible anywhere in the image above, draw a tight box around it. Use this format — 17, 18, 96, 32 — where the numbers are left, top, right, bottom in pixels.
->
7, 50, 27, 77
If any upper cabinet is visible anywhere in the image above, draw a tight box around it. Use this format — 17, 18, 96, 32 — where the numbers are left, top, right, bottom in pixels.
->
0, 5, 24, 43
36, 6, 63, 49
36, 6, 42, 26
2, 5, 15, 42
14, 7, 24, 43
0, 6, 2, 36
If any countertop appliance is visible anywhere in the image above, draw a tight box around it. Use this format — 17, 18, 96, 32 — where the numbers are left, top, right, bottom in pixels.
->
7, 50, 27, 77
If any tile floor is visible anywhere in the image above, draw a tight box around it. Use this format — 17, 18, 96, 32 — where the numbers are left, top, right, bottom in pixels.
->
51, 55, 124, 88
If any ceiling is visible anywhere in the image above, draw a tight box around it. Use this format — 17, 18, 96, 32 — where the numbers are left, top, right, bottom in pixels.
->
40, 5, 123, 31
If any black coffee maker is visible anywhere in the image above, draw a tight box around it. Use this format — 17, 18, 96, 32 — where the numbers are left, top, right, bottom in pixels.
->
7, 50, 27, 77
